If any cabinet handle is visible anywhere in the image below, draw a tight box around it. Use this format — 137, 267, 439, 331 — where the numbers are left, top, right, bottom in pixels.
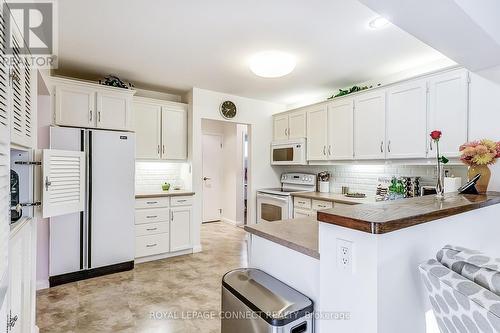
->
177, 199, 187, 203
162, 145, 165, 155
146, 243, 157, 248
146, 227, 158, 231
171, 211, 174, 221
429, 140, 433, 151
157, 145, 160, 155
146, 201, 158, 204
285, 128, 288, 136
146, 215, 158, 219
89, 110, 93, 122
328, 145, 332, 156
387, 140, 391, 153
380, 141, 384, 153
98, 111, 101, 123
323, 145, 326, 155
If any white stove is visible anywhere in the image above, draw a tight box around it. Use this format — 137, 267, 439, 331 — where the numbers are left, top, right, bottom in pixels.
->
257, 173, 316, 223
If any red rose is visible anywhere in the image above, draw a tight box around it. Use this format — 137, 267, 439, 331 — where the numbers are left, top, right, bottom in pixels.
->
430, 130, 442, 141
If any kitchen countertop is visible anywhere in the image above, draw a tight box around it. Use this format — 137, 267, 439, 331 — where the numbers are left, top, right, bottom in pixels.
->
317, 192, 500, 234
135, 190, 195, 198
292, 192, 376, 205
244, 218, 319, 259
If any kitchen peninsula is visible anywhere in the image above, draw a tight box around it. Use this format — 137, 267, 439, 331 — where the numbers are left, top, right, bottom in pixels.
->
245, 192, 500, 333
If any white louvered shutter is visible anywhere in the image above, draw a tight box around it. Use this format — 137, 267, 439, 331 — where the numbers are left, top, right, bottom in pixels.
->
42, 149, 86, 218
23, 58, 32, 142
0, 4, 10, 291
10, 33, 22, 144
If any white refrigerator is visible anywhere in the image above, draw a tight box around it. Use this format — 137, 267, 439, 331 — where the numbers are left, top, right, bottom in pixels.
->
49, 126, 135, 286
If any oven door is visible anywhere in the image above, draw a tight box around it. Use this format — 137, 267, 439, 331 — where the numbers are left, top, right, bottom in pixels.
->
270, 139, 306, 165
256, 193, 290, 223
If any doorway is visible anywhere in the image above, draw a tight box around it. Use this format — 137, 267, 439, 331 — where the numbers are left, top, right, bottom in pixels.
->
201, 119, 249, 225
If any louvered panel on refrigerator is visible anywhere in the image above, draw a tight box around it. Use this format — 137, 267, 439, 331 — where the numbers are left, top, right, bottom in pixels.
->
0, 142, 9, 295
42, 149, 86, 218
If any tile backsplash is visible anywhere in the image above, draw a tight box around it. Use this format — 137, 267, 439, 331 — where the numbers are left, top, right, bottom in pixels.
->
279, 164, 468, 196
135, 161, 191, 193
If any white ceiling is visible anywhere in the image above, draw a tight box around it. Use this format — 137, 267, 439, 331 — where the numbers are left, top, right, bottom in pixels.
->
56, 0, 450, 104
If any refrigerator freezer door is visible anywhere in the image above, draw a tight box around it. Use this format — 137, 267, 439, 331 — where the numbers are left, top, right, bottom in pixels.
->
90, 130, 135, 268
49, 127, 86, 276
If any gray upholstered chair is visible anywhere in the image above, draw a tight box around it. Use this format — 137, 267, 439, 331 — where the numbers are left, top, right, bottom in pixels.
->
419, 245, 500, 333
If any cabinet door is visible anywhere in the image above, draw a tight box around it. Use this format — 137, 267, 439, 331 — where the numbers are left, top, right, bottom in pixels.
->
55, 85, 95, 128
133, 102, 161, 159
288, 111, 306, 139
386, 80, 427, 158
306, 105, 328, 160
273, 114, 289, 141
428, 69, 469, 157
327, 98, 354, 160
42, 149, 86, 218
161, 106, 187, 160
354, 91, 386, 160
96, 92, 132, 131
170, 207, 191, 252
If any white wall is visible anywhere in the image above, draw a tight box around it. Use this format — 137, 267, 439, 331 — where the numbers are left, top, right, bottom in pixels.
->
469, 70, 500, 191
191, 88, 284, 251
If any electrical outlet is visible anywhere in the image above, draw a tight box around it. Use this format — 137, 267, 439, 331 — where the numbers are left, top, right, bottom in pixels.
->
337, 239, 353, 273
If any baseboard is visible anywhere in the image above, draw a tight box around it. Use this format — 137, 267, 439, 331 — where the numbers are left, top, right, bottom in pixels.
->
192, 244, 202, 253
36, 279, 50, 291
134, 248, 193, 264
221, 218, 244, 227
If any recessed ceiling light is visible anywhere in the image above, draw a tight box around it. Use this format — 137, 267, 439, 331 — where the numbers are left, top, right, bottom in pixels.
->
249, 51, 297, 78
368, 16, 390, 29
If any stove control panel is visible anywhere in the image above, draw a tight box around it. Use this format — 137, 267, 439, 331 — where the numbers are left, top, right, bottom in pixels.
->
281, 173, 316, 186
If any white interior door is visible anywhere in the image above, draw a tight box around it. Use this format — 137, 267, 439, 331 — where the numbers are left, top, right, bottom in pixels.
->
202, 133, 223, 223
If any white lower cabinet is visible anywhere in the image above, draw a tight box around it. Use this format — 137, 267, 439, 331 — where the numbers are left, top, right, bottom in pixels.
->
293, 198, 332, 219
134, 195, 193, 262
8, 219, 35, 333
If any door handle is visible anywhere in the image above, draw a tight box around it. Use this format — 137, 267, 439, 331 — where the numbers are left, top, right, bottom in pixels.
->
203, 177, 211, 181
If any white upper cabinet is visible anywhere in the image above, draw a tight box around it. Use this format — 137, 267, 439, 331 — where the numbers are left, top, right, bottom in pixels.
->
386, 80, 427, 159
273, 114, 289, 141
354, 91, 386, 160
273, 109, 306, 141
96, 91, 132, 131
428, 69, 469, 157
327, 98, 354, 160
133, 101, 161, 159
288, 111, 306, 139
306, 105, 328, 160
161, 105, 187, 160
55, 84, 95, 128
133, 97, 188, 160
53, 77, 135, 131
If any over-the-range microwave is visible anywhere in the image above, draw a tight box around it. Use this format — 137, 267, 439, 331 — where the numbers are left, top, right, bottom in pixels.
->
270, 138, 307, 165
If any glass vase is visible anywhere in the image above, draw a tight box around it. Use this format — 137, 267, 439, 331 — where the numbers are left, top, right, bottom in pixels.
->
435, 163, 445, 199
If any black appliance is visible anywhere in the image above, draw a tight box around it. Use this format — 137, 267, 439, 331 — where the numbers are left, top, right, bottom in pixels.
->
10, 169, 22, 223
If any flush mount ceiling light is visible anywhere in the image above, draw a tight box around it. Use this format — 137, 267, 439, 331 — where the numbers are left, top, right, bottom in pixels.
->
368, 16, 390, 29
249, 51, 297, 78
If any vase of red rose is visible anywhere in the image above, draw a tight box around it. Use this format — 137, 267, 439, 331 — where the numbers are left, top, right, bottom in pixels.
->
430, 130, 449, 198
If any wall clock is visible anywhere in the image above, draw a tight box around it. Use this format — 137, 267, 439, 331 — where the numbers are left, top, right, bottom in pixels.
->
220, 100, 237, 119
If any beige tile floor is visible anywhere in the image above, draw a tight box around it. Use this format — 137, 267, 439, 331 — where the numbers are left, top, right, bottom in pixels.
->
36, 222, 247, 333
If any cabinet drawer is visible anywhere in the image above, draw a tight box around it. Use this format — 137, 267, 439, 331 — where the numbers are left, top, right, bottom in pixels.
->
294, 208, 313, 218
170, 196, 193, 206
135, 208, 170, 224
135, 222, 169, 237
294, 197, 311, 209
135, 233, 169, 258
312, 200, 333, 211
135, 197, 170, 209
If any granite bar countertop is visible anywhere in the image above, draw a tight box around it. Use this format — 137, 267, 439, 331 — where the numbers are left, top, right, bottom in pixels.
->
135, 190, 195, 198
317, 192, 500, 234
244, 218, 319, 259
292, 192, 376, 205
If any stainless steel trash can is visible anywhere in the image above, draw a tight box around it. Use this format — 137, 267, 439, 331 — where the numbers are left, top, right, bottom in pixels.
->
221, 268, 313, 333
